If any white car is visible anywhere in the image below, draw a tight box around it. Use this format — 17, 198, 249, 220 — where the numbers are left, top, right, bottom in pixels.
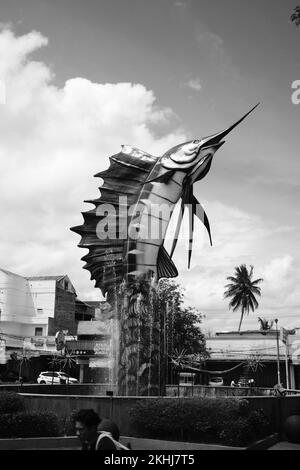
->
208, 377, 224, 386
37, 371, 78, 384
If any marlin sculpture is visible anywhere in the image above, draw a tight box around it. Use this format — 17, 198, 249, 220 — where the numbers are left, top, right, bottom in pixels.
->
71, 104, 259, 302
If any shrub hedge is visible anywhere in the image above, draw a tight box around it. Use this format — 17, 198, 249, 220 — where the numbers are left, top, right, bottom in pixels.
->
60, 409, 78, 436
0, 392, 60, 438
129, 398, 272, 447
0, 392, 25, 414
0, 412, 60, 438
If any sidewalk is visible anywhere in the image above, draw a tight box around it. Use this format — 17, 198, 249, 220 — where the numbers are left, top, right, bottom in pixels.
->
120, 436, 244, 450
0, 435, 244, 450
268, 441, 300, 450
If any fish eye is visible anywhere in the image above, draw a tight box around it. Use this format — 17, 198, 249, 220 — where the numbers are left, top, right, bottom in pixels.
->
193, 139, 200, 144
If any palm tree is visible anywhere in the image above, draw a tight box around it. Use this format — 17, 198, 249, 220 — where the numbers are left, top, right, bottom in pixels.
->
257, 317, 274, 332
11, 351, 31, 386
224, 264, 263, 332
291, 6, 300, 26
58, 350, 77, 384
48, 354, 61, 385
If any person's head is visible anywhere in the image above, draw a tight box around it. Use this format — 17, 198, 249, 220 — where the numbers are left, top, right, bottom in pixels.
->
73, 409, 101, 444
97, 418, 120, 441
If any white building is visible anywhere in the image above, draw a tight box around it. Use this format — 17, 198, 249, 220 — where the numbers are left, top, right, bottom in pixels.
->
0, 269, 78, 370
0, 268, 115, 384
206, 329, 300, 389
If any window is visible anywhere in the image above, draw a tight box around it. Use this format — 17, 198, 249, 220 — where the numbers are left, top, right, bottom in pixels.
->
35, 327, 43, 336
179, 373, 195, 386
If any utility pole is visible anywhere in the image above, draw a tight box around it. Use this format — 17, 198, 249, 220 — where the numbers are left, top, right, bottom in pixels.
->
280, 327, 290, 389
285, 345, 290, 389
274, 319, 281, 385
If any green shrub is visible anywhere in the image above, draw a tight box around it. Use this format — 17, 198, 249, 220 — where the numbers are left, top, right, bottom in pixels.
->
129, 398, 272, 446
0, 412, 60, 438
0, 392, 25, 414
60, 409, 78, 436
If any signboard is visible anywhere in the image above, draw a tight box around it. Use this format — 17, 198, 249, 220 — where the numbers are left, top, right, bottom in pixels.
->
89, 357, 111, 368
288, 335, 300, 364
0, 339, 6, 364
279, 327, 296, 345
94, 340, 110, 356
280, 328, 288, 345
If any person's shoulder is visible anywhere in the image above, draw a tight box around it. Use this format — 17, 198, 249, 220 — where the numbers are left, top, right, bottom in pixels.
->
96, 433, 117, 450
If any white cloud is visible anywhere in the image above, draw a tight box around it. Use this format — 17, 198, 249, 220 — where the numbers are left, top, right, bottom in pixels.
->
0, 27, 186, 299
262, 256, 300, 307
186, 77, 202, 92
164, 201, 300, 333
263, 256, 293, 289
0, 27, 299, 333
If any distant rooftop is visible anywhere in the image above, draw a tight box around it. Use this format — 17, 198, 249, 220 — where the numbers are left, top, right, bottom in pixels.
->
27, 275, 66, 281
216, 330, 277, 336
0, 268, 24, 278
84, 301, 108, 307
76, 298, 96, 308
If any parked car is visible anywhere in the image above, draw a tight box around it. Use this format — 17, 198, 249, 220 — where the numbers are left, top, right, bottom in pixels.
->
208, 377, 224, 386
37, 371, 78, 384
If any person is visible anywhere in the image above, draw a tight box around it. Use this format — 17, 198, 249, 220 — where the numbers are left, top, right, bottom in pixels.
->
97, 418, 131, 450
273, 382, 287, 397
74, 409, 129, 450
230, 379, 237, 387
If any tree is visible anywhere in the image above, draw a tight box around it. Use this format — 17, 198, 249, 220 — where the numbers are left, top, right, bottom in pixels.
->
58, 350, 77, 384
224, 264, 263, 332
172, 306, 207, 356
245, 353, 265, 375
157, 279, 209, 383
157, 279, 207, 354
257, 317, 274, 331
291, 6, 300, 26
11, 350, 31, 385
48, 354, 62, 385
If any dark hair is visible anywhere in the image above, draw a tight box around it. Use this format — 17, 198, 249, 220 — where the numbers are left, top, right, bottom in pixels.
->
73, 409, 101, 427
98, 419, 120, 440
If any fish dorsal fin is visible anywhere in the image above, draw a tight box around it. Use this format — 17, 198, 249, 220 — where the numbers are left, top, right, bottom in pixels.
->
157, 246, 178, 280
70, 146, 158, 298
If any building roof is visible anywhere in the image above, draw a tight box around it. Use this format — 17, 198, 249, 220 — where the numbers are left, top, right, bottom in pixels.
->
75, 298, 95, 308
0, 270, 68, 282
207, 335, 286, 361
26, 275, 66, 281
84, 301, 107, 307
0, 268, 25, 278
216, 330, 277, 337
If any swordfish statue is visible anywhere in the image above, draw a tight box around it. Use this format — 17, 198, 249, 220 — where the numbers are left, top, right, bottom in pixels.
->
71, 103, 259, 395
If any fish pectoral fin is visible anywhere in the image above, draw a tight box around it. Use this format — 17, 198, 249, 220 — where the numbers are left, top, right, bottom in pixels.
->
157, 246, 178, 279
192, 195, 213, 246
145, 169, 175, 184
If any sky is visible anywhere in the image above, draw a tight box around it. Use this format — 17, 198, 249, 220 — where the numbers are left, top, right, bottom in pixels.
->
0, 0, 299, 334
